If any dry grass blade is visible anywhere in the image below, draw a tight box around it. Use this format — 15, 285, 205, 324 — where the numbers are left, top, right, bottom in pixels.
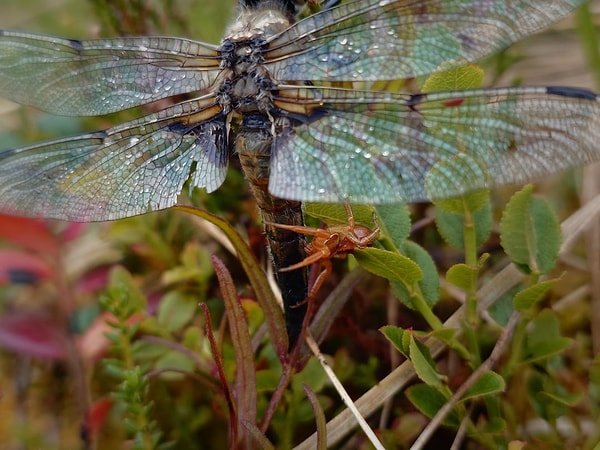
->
305, 332, 385, 450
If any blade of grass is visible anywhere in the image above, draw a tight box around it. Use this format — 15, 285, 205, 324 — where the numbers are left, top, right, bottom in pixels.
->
212, 256, 257, 449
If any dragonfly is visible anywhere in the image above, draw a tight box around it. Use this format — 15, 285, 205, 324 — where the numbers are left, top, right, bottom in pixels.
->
0, 0, 598, 347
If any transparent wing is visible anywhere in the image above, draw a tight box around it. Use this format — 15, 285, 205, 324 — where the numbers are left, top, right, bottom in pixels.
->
0, 31, 221, 116
0, 99, 228, 221
270, 86, 600, 203
266, 0, 584, 81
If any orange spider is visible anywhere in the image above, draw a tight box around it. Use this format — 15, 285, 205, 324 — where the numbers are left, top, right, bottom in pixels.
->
266, 205, 380, 299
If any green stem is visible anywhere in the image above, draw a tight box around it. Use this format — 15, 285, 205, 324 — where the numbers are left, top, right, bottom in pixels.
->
410, 285, 444, 330
463, 210, 479, 327
462, 209, 482, 366
503, 317, 526, 377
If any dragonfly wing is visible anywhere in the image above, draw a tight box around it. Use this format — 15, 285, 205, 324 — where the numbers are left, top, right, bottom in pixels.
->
266, 0, 584, 81
270, 86, 600, 203
0, 31, 220, 116
0, 100, 228, 221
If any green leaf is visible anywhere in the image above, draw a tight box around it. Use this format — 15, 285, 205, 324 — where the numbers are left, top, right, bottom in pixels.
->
524, 370, 583, 423
436, 200, 492, 249
499, 185, 561, 274
460, 371, 505, 402
382, 327, 444, 387
428, 328, 457, 347
409, 336, 444, 388
292, 353, 330, 392
380, 325, 410, 356
157, 291, 198, 333
434, 189, 490, 216
162, 241, 213, 287
374, 203, 411, 250
482, 396, 506, 433
303, 203, 376, 227
154, 351, 195, 381
420, 64, 491, 204
529, 198, 561, 273
391, 241, 439, 309
521, 310, 573, 364
354, 247, 423, 285
538, 391, 583, 407
446, 263, 478, 291
513, 279, 558, 313
488, 288, 519, 326
103, 266, 147, 317
403, 241, 439, 304
419, 63, 492, 205
405, 384, 460, 427
424, 154, 491, 201
421, 63, 485, 92
522, 338, 572, 365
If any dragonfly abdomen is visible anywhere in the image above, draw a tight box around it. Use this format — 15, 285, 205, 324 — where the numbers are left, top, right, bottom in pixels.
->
236, 111, 308, 348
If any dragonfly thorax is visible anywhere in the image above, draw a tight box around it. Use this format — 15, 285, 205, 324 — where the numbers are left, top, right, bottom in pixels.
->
218, 37, 277, 115
217, 5, 293, 115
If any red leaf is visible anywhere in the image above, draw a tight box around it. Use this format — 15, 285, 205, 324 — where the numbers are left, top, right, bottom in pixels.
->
0, 312, 67, 359
75, 266, 110, 294
83, 398, 114, 441
0, 250, 54, 285
0, 215, 59, 254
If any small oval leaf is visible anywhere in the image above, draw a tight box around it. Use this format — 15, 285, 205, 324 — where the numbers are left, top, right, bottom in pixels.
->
354, 247, 423, 284
500, 186, 561, 274
461, 371, 505, 402
157, 291, 198, 332
391, 242, 439, 309
436, 200, 492, 249
380, 325, 410, 356
446, 263, 478, 291
434, 189, 490, 216
513, 279, 558, 313
421, 63, 485, 92
409, 336, 444, 388
374, 203, 411, 250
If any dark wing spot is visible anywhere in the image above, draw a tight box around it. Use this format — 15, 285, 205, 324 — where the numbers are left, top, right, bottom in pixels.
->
547, 86, 597, 100
67, 38, 85, 52
407, 93, 427, 109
